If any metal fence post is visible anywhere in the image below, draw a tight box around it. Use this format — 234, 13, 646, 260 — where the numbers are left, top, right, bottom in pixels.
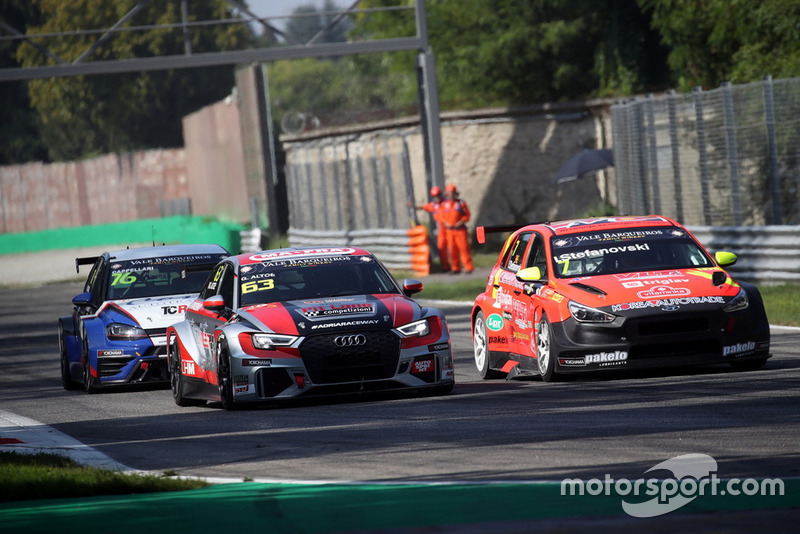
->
722, 82, 743, 224
762, 75, 783, 224
666, 90, 684, 222
644, 95, 661, 214
693, 86, 712, 225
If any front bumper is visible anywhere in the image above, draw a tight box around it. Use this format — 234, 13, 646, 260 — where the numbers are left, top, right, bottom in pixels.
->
549, 309, 771, 373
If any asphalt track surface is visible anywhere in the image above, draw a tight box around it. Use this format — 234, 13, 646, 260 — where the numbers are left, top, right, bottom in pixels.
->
1, 280, 799, 531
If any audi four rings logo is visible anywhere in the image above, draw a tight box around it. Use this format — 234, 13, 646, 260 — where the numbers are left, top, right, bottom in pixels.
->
334, 334, 367, 347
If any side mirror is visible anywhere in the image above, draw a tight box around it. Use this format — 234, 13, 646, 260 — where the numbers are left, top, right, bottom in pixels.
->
202, 294, 226, 311
714, 251, 738, 267
403, 279, 423, 296
72, 292, 94, 308
515, 266, 543, 282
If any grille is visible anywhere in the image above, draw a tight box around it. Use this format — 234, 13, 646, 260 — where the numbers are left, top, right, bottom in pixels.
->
299, 330, 401, 384
635, 317, 710, 336
630, 339, 720, 359
98, 354, 135, 377
255, 368, 295, 398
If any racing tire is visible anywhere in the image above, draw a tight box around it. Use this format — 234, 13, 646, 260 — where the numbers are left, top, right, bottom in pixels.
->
730, 358, 768, 372
59, 324, 80, 391
170, 344, 205, 407
473, 311, 504, 379
82, 336, 97, 394
217, 340, 237, 411
536, 315, 558, 382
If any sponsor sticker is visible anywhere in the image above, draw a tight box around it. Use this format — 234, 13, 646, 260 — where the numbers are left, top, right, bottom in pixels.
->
612, 296, 724, 312
559, 357, 586, 367
585, 351, 628, 365
486, 314, 504, 331
722, 341, 756, 357
636, 286, 691, 299
182, 360, 196, 375
250, 248, 356, 262
302, 303, 375, 318
242, 358, 272, 367
411, 359, 434, 374
428, 343, 450, 352
98, 350, 125, 357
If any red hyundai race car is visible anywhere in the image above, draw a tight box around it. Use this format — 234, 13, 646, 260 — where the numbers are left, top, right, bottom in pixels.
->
471, 216, 771, 381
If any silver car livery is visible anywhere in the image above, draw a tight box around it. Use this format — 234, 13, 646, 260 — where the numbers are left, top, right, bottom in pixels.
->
166, 247, 455, 409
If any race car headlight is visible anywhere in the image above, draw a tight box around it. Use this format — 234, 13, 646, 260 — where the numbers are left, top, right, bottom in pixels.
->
106, 323, 148, 340
568, 301, 615, 323
397, 319, 430, 337
251, 333, 298, 350
723, 287, 749, 313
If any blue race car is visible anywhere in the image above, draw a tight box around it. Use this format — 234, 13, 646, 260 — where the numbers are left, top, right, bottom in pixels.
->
58, 244, 229, 393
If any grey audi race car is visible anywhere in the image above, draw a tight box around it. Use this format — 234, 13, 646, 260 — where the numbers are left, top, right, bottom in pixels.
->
166, 247, 455, 409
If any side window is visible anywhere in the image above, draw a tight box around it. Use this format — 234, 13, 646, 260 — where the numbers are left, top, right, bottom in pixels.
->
524, 234, 547, 276
199, 264, 226, 300
88, 258, 108, 305
219, 265, 235, 307
503, 232, 532, 274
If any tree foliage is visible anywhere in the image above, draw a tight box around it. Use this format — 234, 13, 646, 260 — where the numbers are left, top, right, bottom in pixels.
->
351, 0, 670, 109
0, 0, 47, 164
638, 0, 800, 90
16, 0, 253, 161
283, 0, 353, 45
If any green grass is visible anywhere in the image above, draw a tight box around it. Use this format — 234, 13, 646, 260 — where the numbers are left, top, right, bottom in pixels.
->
0, 451, 210, 502
758, 284, 800, 327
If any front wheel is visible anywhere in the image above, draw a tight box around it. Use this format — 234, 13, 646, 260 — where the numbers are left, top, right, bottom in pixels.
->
170, 343, 204, 407
217, 341, 237, 411
82, 335, 97, 394
536, 315, 558, 382
473, 311, 504, 379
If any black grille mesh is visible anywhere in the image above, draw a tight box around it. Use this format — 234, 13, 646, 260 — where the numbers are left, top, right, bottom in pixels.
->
299, 330, 401, 384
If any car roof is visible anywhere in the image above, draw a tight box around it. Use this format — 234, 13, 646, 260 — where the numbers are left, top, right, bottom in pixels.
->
536, 216, 680, 236
106, 243, 229, 262
233, 246, 373, 267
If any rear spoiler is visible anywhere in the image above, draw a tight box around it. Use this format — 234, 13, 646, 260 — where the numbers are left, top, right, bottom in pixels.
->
181, 262, 220, 280
75, 256, 99, 273
475, 222, 549, 244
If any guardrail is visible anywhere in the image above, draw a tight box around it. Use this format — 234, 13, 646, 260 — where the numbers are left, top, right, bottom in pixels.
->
689, 226, 800, 284
287, 228, 416, 270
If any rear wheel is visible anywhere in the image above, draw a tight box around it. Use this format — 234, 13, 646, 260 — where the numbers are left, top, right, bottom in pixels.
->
170, 343, 204, 407
59, 323, 80, 391
473, 311, 504, 379
217, 340, 237, 411
536, 315, 558, 382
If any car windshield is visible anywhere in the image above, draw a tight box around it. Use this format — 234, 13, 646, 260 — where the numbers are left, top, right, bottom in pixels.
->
238, 254, 400, 306
550, 226, 714, 277
108, 254, 224, 300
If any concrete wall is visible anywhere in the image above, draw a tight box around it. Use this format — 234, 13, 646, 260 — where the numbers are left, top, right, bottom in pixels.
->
0, 150, 188, 234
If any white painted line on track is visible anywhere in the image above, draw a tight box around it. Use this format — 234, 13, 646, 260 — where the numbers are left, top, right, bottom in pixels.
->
0, 410, 131, 472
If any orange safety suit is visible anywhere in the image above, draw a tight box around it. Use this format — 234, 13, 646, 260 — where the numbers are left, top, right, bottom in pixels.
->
422, 200, 451, 271
440, 197, 474, 273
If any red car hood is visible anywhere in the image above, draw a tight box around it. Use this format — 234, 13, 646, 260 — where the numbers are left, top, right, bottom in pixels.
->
238, 294, 420, 336
553, 268, 740, 311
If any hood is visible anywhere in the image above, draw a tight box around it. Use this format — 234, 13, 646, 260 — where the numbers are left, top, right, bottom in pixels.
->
554, 268, 740, 313
238, 294, 419, 335
111, 294, 198, 329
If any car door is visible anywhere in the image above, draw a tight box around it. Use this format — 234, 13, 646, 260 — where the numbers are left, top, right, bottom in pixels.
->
517, 233, 548, 357
493, 231, 532, 354
190, 262, 235, 372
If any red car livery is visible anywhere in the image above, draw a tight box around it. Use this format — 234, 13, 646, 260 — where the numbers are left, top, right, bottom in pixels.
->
167, 247, 454, 409
471, 216, 771, 381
